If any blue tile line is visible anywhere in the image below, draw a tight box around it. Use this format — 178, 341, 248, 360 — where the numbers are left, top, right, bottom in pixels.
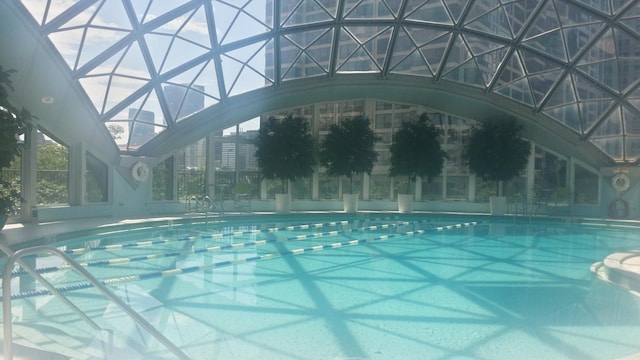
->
6, 221, 477, 300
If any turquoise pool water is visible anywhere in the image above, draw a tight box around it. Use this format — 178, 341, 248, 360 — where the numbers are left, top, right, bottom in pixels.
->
3, 215, 640, 359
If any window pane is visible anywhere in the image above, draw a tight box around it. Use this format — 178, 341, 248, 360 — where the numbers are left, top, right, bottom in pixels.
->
37, 133, 69, 205
152, 157, 174, 201
85, 152, 108, 203
574, 164, 599, 205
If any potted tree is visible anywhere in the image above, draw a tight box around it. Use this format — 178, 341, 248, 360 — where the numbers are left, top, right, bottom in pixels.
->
254, 113, 316, 213
462, 117, 531, 215
389, 113, 446, 213
1, 66, 31, 229
319, 114, 379, 212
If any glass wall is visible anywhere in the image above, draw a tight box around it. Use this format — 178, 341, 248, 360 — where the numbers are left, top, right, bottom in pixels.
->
574, 164, 599, 205
85, 152, 108, 203
37, 132, 68, 205
534, 146, 568, 204
152, 157, 175, 201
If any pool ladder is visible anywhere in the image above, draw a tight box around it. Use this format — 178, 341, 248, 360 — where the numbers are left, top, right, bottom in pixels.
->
1, 245, 190, 360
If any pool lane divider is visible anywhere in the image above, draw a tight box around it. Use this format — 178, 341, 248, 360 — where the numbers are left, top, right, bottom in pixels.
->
12, 218, 437, 276
6, 221, 478, 300
62, 216, 409, 255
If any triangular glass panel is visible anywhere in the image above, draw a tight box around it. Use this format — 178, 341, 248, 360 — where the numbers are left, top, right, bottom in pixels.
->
579, 100, 614, 135
222, 40, 274, 96
362, 27, 393, 68
630, 98, 640, 113
305, 29, 334, 71
578, 28, 616, 65
572, 0, 611, 15
342, 0, 362, 16
105, 119, 131, 149
524, 1, 561, 40
345, 0, 395, 18
630, 87, 640, 112
623, 106, 640, 135
519, 48, 563, 75
164, 60, 221, 105
591, 106, 622, 136
503, 1, 539, 36
142, 1, 192, 24
466, 6, 512, 39
104, 75, 149, 115
545, 75, 576, 108
590, 138, 623, 161
443, 0, 470, 23
390, 48, 433, 76
544, 103, 581, 133
283, 53, 327, 80
284, 28, 329, 49
92, 1, 133, 31
79, 76, 109, 114
440, 34, 472, 75
463, 34, 505, 56
112, 42, 150, 80
77, 28, 132, 69
48, 29, 85, 71
615, 27, 640, 59
338, 47, 379, 72
523, 30, 568, 61
620, 18, 640, 37
577, 59, 636, 92
573, 73, 610, 101
163, 84, 208, 122
465, 0, 500, 23
442, 60, 485, 88
495, 51, 526, 87
404, 26, 450, 47
527, 70, 562, 106
344, 25, 391, 46
554, 1, 603, 26
148, 18, 210, 74
214, 1, 272, 45
405, 0, 453, 25
419, 32, 452, 75
383, 0, 403, 16
612, 0, 632, 14
495, 78, 534, 106
280, 36, 304, 76
283, 0, 335, 27
130, 0, 152, 24
21, 0, 49, 26
474, 47, 509, 86
563, 24, 604, 60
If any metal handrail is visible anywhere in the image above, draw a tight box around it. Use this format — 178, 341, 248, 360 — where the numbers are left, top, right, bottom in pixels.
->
2, 246, 190, 360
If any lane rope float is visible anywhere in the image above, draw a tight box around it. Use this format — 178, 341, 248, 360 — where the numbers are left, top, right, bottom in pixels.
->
6, 221, 478, 299
14, 218, 462, 276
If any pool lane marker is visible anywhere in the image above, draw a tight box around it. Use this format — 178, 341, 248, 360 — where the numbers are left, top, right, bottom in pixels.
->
61, 217, 409, 255
6, 221, 477, 299
13, 219, 425, 276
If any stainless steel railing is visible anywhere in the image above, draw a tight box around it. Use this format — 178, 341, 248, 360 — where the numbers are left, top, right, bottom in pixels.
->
2, 246, 190, 360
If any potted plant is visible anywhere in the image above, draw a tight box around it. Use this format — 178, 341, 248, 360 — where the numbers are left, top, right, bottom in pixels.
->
254, 113, 316, 213
389, 113, 446, 213
462, 117, 531, 215
319, 114, 379, 212
1, 66, 31, 229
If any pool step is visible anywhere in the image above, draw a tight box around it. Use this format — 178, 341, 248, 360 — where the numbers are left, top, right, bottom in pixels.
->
591, 251, 640, 295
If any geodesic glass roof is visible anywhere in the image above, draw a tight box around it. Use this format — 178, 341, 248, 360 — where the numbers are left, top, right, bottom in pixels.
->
17, 0, 640, 163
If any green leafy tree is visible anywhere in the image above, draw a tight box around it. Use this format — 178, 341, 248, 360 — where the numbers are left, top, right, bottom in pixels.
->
254, 114, 316, 193
320, 115, 380, 193
462, 117, 531, 196
389, 113, 447, 194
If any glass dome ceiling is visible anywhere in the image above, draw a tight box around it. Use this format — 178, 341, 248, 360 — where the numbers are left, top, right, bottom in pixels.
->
17, 0, 640, 163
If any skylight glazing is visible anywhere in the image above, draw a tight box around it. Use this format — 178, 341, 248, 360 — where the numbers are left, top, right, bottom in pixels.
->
18, 0, 640, 163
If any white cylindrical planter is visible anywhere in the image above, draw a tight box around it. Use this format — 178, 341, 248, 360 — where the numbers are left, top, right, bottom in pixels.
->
397, 194, 413, 213
490, 196, 506, 215
343, 193, 359, 213
275, 193, 290, 214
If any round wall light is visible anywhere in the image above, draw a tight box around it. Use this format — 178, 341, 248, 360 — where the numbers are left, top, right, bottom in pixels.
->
41, 96, 54, 104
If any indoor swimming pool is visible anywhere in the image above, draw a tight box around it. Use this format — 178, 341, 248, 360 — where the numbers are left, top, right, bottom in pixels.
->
2, 214, 640, 359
